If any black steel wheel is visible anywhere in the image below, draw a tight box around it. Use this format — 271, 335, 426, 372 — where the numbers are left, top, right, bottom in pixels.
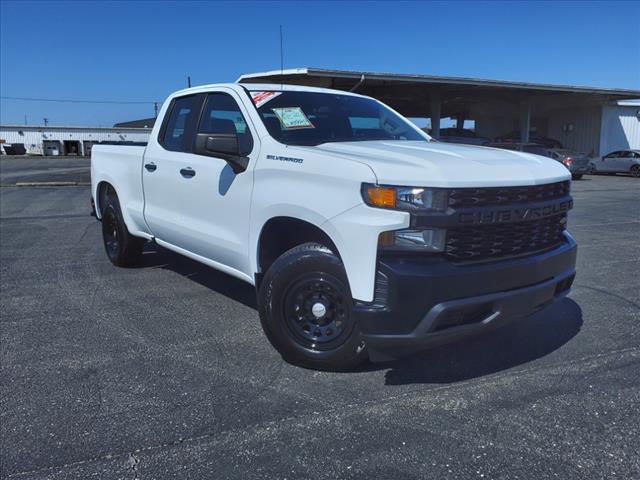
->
283, 273, 354, 351
258, 242, 368, 371
100, 187, 145, 267
102, 207, 121, 259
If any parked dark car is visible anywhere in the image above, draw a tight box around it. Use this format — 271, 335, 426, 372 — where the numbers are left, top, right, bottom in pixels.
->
547, 149, 590, 180
487, 142, 549, 155
495, 131, 563, 149
437, 128, 491, 146
488, 143, 589, 179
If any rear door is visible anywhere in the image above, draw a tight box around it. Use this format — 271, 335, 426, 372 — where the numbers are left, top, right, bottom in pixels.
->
617, 151, 635, 172
142, 88, 258, 278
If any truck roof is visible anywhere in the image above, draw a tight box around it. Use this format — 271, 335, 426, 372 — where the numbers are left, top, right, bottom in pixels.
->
170, 83, 366, 98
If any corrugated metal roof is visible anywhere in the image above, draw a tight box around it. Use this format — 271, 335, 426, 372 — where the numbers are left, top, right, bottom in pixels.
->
238, 67, 640, 97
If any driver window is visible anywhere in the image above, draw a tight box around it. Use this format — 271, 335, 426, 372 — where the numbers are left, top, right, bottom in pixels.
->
198, 93, 253, 156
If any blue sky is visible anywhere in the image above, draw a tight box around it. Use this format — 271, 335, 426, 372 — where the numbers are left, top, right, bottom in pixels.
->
1, 0, 639, 126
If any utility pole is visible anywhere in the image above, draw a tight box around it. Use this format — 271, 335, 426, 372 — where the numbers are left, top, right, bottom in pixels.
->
153, 102, 158, 118
24, 114, 27, 126
43, 117, 49, 126
187, 76, 192, 88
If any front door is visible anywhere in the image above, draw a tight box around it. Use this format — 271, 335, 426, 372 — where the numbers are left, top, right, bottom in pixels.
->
599, 151, 621, 172
142, 88, 258, 278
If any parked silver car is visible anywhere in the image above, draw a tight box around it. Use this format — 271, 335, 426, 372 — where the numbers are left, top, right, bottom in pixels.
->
589, 150, 640, 177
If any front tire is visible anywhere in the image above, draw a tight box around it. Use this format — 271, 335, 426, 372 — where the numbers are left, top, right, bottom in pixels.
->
258, 243, 368, 371
100, 189, 145, 267
572, 174, 583, 180
631, 165, 640, 178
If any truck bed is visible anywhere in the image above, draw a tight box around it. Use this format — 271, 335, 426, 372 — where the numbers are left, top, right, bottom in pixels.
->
91, 144, 151, 239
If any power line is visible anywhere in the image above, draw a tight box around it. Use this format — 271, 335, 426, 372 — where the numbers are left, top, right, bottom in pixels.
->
1, 96, 156, 105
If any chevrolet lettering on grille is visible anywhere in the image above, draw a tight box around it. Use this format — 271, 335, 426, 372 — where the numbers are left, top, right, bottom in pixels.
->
457, 199, 573, 225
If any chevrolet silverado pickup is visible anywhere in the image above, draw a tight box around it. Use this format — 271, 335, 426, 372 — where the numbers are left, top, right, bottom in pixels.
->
91, 83, 577, 370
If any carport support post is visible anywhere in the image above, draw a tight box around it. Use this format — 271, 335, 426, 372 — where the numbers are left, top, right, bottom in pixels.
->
520, 100, 531, 143
430, 91, 442, 139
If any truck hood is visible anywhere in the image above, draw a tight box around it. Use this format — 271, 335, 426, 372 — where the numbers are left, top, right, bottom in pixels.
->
312, 140, 571, 187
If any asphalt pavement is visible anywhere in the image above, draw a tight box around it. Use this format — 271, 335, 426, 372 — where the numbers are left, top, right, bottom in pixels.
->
0, 156, 90, 186
0, 157, 638, 479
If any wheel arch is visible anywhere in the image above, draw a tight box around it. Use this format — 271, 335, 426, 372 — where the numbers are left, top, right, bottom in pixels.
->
95, 180, 117, 219
255, 216, 342, 287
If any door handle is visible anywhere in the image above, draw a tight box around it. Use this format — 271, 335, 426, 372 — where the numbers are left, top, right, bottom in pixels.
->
144, 162, 157, 172
180, 167, 196, 178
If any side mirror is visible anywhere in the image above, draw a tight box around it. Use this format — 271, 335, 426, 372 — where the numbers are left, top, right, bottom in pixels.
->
194, 133, 249, 174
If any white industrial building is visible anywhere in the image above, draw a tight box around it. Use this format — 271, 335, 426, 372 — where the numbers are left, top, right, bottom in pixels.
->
0, 125, 151, 156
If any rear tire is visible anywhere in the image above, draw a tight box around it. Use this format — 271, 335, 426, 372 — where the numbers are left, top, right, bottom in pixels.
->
100, 189, 145, 267
571, 174, 583, 180
631, 165, 640, 178
258, 242, 368, 371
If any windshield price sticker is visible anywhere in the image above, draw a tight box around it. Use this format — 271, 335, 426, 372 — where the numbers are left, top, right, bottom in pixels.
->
251, 91, 282, 108
272, 107, 315, 130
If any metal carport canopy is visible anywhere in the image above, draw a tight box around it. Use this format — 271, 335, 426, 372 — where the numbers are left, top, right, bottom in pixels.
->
237, 67, 640, 118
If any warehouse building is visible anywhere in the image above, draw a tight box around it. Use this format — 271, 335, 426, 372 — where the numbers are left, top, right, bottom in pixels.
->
238, 68, 640, 157
0, 124, 151, 156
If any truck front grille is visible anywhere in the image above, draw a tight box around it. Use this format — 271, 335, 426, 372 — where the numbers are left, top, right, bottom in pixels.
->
448, 181, 570, 208
445, 213, 567, 262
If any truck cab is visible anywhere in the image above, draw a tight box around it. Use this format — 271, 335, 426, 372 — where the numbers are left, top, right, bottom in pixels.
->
91, 83, 577, 370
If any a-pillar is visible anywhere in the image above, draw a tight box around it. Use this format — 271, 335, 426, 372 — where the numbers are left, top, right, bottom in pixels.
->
430, 91, 442, 139
519, 100, 532, 143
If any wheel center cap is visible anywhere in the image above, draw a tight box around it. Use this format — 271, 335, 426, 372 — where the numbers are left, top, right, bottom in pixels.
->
311, 302, 327, 319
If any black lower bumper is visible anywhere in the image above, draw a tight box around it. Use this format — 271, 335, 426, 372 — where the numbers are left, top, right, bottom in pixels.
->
353, 233, 577, 360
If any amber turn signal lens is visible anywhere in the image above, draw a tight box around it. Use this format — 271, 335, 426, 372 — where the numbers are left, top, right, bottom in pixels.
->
366, 186, 396, 208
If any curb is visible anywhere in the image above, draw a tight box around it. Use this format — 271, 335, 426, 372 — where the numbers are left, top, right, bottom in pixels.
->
1, 182, 91, 187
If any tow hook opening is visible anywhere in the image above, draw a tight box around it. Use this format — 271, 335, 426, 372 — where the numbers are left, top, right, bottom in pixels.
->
431, 302, 495, 332
555, 273, 576, 296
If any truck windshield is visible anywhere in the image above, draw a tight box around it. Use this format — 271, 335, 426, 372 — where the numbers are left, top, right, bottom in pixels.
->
250, 90, 428, 146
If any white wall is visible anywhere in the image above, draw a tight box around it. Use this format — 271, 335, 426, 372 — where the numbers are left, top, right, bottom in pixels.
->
599, 102, 640, 156
0, 126, 151, 155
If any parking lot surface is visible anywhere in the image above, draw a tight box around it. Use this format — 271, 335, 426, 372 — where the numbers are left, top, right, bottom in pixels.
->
1, 158, 638, 479
0, 156, 90, 186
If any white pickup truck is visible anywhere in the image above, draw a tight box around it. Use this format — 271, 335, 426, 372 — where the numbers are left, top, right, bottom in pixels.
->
91, 83, 577, 370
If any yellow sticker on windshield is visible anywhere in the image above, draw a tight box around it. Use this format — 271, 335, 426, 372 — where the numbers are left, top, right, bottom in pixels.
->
272, 107, 315, 130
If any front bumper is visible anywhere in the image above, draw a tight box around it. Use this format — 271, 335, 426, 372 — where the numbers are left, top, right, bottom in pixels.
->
353, 232, 577, 360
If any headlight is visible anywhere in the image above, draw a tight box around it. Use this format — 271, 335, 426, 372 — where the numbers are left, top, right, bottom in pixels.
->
362, 184, 448, 212
379, 228, 446, 252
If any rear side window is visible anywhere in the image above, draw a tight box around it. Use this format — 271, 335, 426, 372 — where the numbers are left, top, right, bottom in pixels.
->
161, 95, 200, 152
198, 93, 253, 156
